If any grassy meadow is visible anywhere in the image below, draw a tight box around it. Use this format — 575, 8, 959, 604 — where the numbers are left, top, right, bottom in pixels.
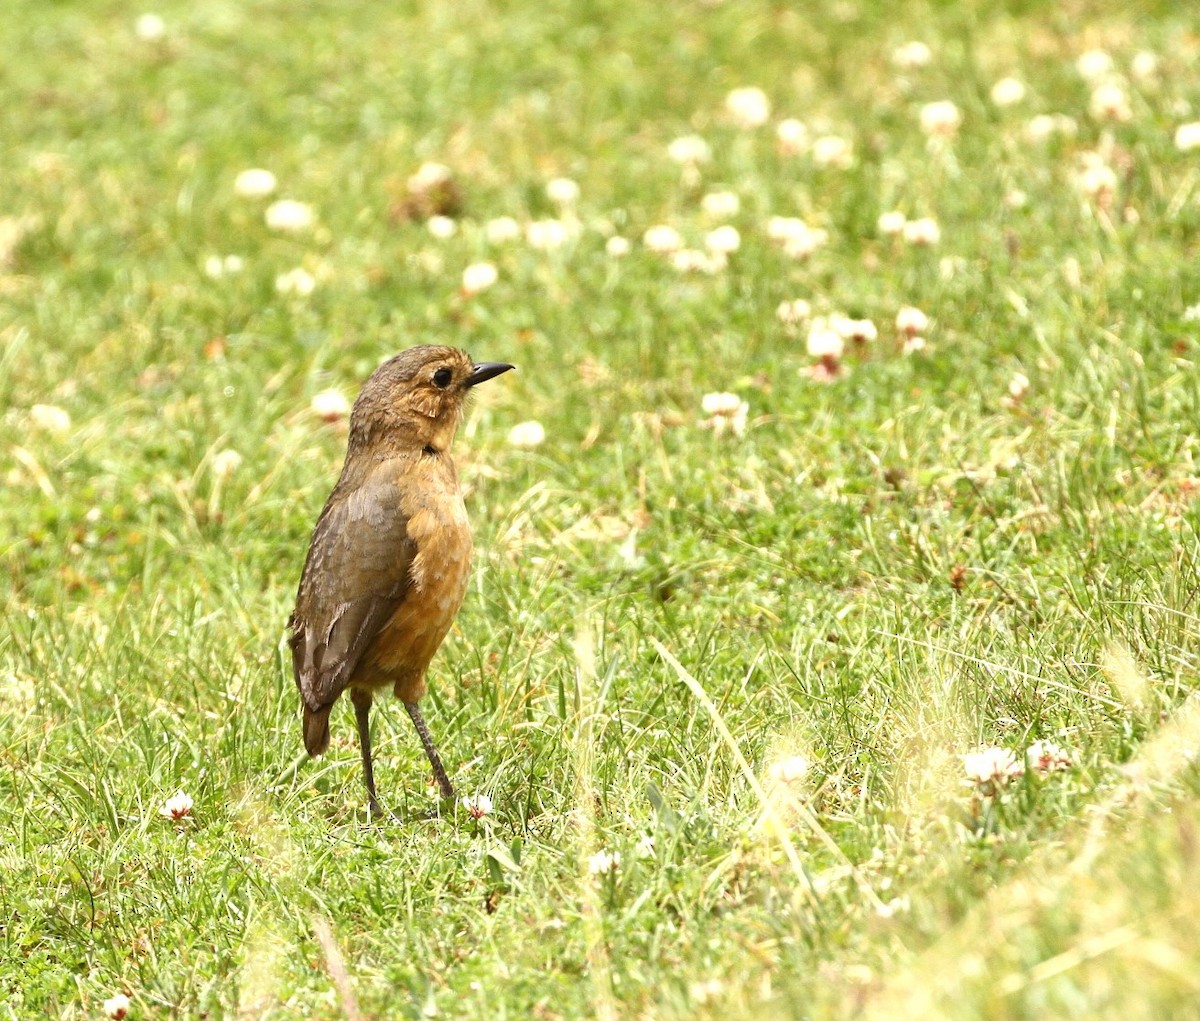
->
4, 0, 1200, 1017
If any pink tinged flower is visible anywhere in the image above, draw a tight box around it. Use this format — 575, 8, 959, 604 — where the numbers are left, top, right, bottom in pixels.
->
725, 86, 771, 128
507, 420, 546, 448
461, 793, 493, 818
902, 217, 940, 246
877, 210, 907, 236
1089, 82, 1132, 122
310, 389, 350, 423
605, 235, 631, 258
895, 306, 928, 336
525, 219, 569, 250
704, 225, 740, 254
700, 190, 740, 218
234, 168, 277, 198
892, 40, 932, 70
667, 135, 711, 165
545, 177, 580, 206
1026, 740, 1072, 774
767, 755, 809, 784
805, 321, 845, 382
461, 261, 498, 295
104, 993, 132, 1019
484, 216, 521, 244
919, 100, 962, 137
587, 849, 621, 876
264, 199, 314, 232
776, 118, 809, 155
643, 224, 684, 253
160, 792, 193, 821
1175, 122, 1200, 152
775, 298, 811, 325
836, 317, 878, 344
962, 747, 1024, 787
1076, 49, 1114, 81
990, 77, 1026, 107
1077, 156, 1118, 206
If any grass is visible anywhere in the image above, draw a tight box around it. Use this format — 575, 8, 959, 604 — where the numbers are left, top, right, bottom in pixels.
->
3, 0, 1200, 1017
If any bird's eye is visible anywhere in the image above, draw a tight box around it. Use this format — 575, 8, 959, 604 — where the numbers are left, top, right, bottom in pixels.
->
433, 367, 453, 389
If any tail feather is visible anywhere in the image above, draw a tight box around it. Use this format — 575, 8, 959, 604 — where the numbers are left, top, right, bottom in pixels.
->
303, 705, 332, 756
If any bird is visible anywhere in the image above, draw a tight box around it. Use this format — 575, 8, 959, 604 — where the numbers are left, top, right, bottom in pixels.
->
288, 345, 514, 817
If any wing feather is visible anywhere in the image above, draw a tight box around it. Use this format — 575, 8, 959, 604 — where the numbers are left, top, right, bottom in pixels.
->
288, 471, 417, 712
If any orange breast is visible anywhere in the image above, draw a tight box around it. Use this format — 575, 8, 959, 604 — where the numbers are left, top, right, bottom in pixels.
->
356, 490, 473, 703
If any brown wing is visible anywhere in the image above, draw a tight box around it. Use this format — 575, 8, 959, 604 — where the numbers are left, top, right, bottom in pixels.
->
288, 472, 417, 718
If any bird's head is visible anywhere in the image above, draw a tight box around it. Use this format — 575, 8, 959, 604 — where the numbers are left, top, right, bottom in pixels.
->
348, 345, 514, 456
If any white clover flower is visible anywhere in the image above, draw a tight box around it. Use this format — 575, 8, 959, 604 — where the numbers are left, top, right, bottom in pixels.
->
160, 792, 194, 821
1130, 50, 1159, 81
545, 177, 580, 206
1175, 122, 1200, 152
767, 755, 810, 784
1003, 189, 1027, 209
990, 77, 1026, 107
426, 214, 457, 239
643, 224, 684, 253
461, 261, 498, 295
704, 225, 740, 254
902, 335, 927, 354
1007, 371, 1030, 400
811, 135, 854, 168
767, 217, 829, 259
776, 298, 811, 325
525, 218, 569, 250
1089, 82, 1132, 122
103, 993, 131, 1020
234, 168, 277, 198
211, 449, 242, 478
725, 86, 771, 128
462, 793, 494, 819
484, 216, 521, 244
699, 393, 749, 436
635, 834, 655, 859
836, 317, 877, 343
1076, 49, 1114, 81
311, 389, 350, 422
919, 100, 962, 137
892, 40, 933, 70
30, 404, 71, 434
700, 190, 740, 218
877, 210, 907, 236
134, 13, 165, 40
264, 199, 314, 232
776, 118, 809, 155
1026, 739, 1072, 773
963, 747, 1023, 787
806, 324, 844, 360
408, 162, 453, 191
667, 134, 711, 165
1025, 113, 1077, 143
588, 849, 621, 876
902, 216, 940, 246
274, 267, 316, 296
671, 248, 726, 273
507, 420, 546, 448
605, 235, 631, 258
895, 306, 929, 335
1077, 157, 1118, 203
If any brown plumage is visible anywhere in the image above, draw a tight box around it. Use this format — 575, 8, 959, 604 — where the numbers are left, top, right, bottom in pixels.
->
288, 345, 513, 816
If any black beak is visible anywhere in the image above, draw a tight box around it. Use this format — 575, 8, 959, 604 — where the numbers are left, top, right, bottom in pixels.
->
465, 361, 515, 387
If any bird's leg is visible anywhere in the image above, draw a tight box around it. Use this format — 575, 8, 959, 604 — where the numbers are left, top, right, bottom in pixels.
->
404, 701, 455, 802
350, 689, 387, 819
